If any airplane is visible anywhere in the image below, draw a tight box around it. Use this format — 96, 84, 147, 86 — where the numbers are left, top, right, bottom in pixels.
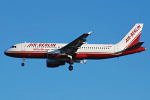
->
4, 23, 146, 71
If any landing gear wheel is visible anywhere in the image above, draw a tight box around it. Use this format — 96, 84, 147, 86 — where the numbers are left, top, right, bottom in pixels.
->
21, 63, 25, 66
21, 58, 25, 66
69, 66, 73, 71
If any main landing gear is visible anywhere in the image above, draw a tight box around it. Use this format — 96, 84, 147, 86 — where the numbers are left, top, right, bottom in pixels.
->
68, 59, 74, 71
21, 58, 25, 66
69, 65, 73, 71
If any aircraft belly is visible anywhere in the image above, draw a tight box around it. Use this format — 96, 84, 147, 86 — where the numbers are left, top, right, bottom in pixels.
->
5, 51, 47, 58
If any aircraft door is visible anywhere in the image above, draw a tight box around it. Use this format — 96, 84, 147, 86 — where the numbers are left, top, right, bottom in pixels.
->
21, 43, 26, 51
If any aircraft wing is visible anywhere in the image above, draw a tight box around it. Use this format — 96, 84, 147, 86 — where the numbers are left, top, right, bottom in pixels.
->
60, 31, 92, 54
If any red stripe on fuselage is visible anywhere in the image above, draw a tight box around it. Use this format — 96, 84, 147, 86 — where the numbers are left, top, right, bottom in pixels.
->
5, 47, 146, 59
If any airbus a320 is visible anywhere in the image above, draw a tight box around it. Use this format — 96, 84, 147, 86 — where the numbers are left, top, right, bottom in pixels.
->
4, 23, 146, 71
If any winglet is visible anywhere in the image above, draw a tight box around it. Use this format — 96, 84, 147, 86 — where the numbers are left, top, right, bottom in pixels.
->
88, 31, 92, 35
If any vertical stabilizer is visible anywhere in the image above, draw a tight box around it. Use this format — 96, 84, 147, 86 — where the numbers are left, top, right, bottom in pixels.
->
116, 23, 143, 52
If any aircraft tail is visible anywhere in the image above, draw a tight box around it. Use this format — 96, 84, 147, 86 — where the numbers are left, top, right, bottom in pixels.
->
115, 23, 143, 52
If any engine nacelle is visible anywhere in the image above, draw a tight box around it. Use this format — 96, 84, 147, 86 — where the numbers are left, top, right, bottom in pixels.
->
46, 59, 65, 68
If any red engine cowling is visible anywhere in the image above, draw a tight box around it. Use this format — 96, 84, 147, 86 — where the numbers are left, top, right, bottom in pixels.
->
46, 59, 65, 68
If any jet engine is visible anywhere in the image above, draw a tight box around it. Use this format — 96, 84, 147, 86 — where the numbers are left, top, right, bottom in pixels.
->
46, 59, 65, 68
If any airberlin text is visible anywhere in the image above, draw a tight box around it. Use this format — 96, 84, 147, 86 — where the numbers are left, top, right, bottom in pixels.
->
126, 25, 141, 43
28, 43, 56, 47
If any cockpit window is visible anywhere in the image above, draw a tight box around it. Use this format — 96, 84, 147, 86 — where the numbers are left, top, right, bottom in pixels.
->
11, 46, 16, 48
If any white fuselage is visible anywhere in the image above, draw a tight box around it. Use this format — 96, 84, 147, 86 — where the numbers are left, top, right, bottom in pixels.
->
4, 42, 145, 60
5, 43, 116, 59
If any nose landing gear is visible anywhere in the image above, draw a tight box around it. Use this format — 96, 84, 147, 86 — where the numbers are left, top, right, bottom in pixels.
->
21, 58, 25, 66
21, 63, 25, 66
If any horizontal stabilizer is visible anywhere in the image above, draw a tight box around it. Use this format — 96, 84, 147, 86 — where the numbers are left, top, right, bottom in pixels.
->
124, 42, 144, 52
115, 42, 144, 54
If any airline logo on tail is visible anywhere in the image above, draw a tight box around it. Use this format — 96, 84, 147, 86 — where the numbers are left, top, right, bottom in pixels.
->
126, 25, 141, 43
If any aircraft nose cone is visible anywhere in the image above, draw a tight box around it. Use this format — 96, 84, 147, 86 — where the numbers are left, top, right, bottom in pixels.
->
4, 50, 8, 56
4, 50, 13, 57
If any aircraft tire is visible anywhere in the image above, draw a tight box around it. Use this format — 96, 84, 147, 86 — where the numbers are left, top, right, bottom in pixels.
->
21, 63, 25, 66
69, 66, 73, 71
